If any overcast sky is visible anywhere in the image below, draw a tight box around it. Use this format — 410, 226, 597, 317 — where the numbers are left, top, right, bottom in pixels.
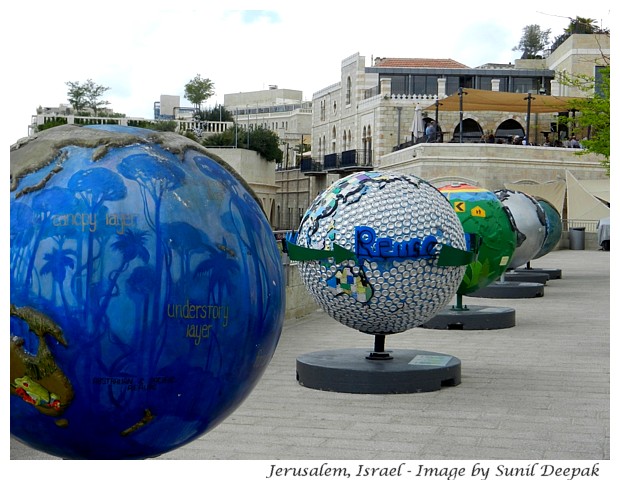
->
3, 0, 613, 145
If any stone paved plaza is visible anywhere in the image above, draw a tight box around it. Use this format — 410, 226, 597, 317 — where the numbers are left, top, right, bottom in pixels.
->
10, 249, 611, 470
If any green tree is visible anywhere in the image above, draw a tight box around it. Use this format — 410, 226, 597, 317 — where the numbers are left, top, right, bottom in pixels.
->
65, 80, 89, 112
150, 120, 178, 132
248, 127, 284, 162
184, 74, 215, 113
203, 126, 283, 162
564, 66, 610, 174
513, 24, 551, 59
66, 79, 110, 115
84, 79, 110, 115
198, 104, 234, 122
565, 16, 600, 34
549, 17, 608, 53
201, 127, 236, 147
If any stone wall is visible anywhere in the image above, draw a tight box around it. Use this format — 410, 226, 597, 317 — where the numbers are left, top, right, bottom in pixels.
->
283, 263, 320, 320
207, 147, 279, 224
377, 143, 607, 191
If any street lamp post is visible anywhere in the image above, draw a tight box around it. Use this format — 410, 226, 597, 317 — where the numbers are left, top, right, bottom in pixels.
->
524, 93, 533, 145
434, 100, 442, 142
458, 87, 467, 143
234, 108, 238, 148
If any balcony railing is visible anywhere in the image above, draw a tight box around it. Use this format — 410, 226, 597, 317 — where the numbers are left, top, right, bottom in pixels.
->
299, 158, 325, 174
323, 153, 340, 170
337, 149, 373, 170
299, 150, 374, 176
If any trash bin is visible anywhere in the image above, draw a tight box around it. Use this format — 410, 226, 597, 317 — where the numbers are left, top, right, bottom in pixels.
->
569, 227, 585, 250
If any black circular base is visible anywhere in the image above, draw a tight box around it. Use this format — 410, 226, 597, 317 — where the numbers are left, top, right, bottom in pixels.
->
504, 270, 549, 284
296, 348, 461, 394
514, 267, 562, 280
423, 305, 516, 330
466, 281, 544, 299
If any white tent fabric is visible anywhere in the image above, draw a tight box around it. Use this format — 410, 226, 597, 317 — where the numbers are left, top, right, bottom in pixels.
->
505, 171, 609, 222
411, 105, 424, 142
565, 170, 610, 221
575, 179, 610, 204
503, 181, 566, 216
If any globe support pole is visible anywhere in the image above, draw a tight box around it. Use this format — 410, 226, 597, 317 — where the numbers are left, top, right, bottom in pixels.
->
451, 293, 468, 312
424, 292, 516, 330
367, 334, 392, 360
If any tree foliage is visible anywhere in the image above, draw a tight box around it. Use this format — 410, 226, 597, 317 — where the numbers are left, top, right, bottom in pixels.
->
66, 79, 110, 115
202, 126, 283, 162
197, 104, 234, 122
513, 24, 551, 59
184, 74, 215, 112
564, 66, 610, 174
549, 17, 609, 53
564, 16, 603, 35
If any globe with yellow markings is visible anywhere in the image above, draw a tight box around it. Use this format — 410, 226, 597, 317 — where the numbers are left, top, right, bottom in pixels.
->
440, 183, 518, 295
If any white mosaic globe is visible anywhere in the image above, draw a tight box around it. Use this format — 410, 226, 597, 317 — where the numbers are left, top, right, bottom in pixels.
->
293, 171, 466, 334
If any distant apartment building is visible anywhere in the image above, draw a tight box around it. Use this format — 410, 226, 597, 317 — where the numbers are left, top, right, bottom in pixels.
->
224, 86, 313, 169
153, 94, 195, 120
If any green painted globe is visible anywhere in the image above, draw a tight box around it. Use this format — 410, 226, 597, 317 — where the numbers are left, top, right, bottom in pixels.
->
440, 183, 517, 295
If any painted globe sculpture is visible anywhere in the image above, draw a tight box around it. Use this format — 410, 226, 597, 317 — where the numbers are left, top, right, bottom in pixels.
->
494, 189, 547, 269
533, 197, 562, 259
439, 183, 517, 295
288, 171, 469, 335
10, 125, 285, 459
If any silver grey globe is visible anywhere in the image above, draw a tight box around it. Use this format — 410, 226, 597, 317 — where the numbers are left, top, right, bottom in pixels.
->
494, 189, 547, 269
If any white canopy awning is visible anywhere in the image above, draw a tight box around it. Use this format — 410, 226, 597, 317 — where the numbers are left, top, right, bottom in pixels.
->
505, 171, 610, 222
565, 170, 610, 221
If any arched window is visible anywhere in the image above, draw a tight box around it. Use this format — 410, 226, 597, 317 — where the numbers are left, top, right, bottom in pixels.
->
495, 119, 526, 143
453, 119, 483, 142
346, 76, 352, 105
331, 127, 337, 153
362, 125, 372, 166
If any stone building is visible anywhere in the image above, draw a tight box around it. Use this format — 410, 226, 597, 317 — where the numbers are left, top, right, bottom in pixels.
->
273, 33, 609, 231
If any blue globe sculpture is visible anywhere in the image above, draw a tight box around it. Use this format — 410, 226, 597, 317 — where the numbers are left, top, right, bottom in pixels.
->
533, 197, 562, 259
10, 125, 285, 459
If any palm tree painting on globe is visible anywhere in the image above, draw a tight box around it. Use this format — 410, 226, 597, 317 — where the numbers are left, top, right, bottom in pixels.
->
117, 152, 185, 372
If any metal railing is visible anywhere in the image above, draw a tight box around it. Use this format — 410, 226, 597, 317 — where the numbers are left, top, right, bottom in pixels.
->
323, 153, 340, 170
299, 158, 324, 173
563, 220, 601, 233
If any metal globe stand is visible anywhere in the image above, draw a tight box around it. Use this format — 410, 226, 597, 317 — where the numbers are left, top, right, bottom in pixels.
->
296, 333, 461, 394
466, 272, 544, 298
503, 268, 550, 284
514, 261, 562, 280
423, 293, 515, 330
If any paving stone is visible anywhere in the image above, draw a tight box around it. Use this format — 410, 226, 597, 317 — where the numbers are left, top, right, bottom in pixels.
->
10, 249, 610, 462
